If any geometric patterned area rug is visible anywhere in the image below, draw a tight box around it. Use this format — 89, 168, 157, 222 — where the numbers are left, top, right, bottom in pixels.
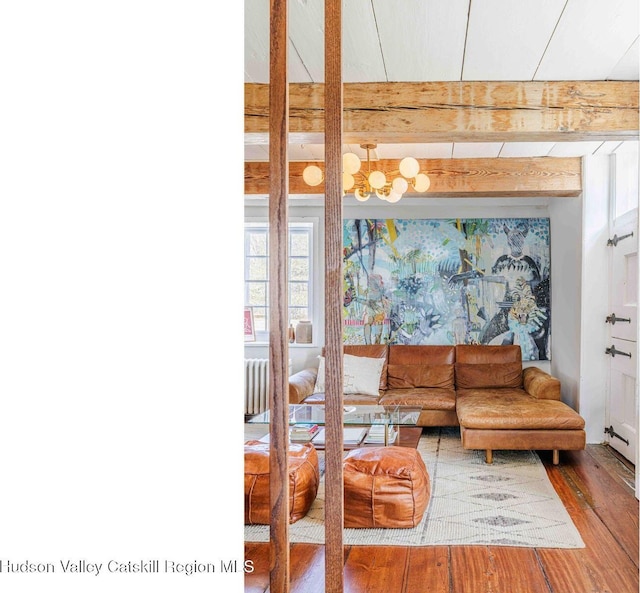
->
244, 427, 585, 548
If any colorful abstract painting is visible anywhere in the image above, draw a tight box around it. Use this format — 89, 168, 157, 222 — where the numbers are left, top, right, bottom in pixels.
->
342, 218, 551, 361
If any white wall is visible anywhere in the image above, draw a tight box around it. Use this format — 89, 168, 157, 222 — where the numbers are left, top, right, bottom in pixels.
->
577, 156, 613, 443
548, 190, 582, 412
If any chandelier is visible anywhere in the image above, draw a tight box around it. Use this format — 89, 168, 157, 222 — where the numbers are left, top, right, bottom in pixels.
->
302, 143, 430, 202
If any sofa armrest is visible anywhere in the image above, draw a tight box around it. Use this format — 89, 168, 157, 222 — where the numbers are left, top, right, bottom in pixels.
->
289, 368, 318, 404
523, 367, 561, 400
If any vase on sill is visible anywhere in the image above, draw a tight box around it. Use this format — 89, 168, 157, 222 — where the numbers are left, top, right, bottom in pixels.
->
295, 320, 312, 344
288, 323, 296, 343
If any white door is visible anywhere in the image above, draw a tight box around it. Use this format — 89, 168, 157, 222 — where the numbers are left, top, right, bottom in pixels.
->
606, 208, 638, 465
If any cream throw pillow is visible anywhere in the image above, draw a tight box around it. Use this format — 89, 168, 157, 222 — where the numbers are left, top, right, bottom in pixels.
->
313, 354, 385, 397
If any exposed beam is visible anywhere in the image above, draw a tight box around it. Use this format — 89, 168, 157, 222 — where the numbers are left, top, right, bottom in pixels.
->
245, 156, 582, 197
245, 81, 639, 144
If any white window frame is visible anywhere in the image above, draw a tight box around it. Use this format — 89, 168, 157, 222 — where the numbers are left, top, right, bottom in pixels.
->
244, 218, 317, 345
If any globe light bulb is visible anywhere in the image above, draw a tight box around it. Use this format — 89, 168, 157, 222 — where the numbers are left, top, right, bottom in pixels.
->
375, 189, 388, 201
354, 187, 370, 202
399, 156, 420, 179
343, 172, 355, 191
342, 152, 361, 175
368, 170, 386, 190
392, 177, 409, 194
302, 165, 324, 187
386, 190, 403, 203
413, 173, 431, 192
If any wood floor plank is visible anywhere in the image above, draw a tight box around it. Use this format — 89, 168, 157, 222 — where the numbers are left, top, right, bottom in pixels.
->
343, 546, 409, 592
540, 448, 639, 591
537, 503, 639, 593
555, 449, 639, 567
404, 547, 450, 593
244, 542, 270, 593
586, 444, 635, 495
290, 543, 326, 593
538, 548, 639, 593
543, 462, 591, 512
450, 546, 551, 593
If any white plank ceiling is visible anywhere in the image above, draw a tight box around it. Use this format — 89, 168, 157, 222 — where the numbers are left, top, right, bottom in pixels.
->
244, 0, 640, 162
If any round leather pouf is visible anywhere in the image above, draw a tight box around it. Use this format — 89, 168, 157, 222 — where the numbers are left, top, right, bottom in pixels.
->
343, 446, 430, 528
244, 440, 320, 525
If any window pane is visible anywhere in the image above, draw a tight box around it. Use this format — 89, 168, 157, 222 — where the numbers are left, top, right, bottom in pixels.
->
290, 282, 308, 306
253, 307, 268, 332
245, 222, 312, 341
289, 308, 308, 323
290, 232, 309, 256
248, 282, 267, 306
248, 232, 268, 256
248, 257, 268, 280
615, 150, 639, 219
290, 258, 309, 281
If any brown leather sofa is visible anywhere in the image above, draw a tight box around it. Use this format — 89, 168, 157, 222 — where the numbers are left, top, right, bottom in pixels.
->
288, 344, 586, 464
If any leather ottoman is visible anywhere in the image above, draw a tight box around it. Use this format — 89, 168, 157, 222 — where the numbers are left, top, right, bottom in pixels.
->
244, 440, 320, 525
343, 446, 430, 528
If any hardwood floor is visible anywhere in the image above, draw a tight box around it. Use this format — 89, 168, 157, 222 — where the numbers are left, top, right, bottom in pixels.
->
244, 443, 639, 593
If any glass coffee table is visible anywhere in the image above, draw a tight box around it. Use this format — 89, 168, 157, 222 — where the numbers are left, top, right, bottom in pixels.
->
247, 404, 422, 449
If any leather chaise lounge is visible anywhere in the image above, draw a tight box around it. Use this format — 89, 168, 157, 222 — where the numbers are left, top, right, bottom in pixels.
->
288, 343, 586, 464
453, 345, 585, 464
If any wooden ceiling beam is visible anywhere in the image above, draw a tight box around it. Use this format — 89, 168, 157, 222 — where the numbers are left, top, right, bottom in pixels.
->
245, 156, 582, 198
245, 81, 639, 144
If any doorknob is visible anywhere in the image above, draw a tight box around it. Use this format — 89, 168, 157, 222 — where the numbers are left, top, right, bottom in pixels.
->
606, 313, 632, 325
605, 345, 632, 358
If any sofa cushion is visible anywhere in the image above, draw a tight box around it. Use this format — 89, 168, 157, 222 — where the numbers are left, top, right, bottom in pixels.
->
455, 361, 523, 389
387, 364, 455, 389
313, 354, 385, 397
387, 345, 455, 388
456, 389, 586, 430
322, 344, 389, 390
456, 344, 521, 363
380, 388, 456, 411
389, 345, 455, 365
